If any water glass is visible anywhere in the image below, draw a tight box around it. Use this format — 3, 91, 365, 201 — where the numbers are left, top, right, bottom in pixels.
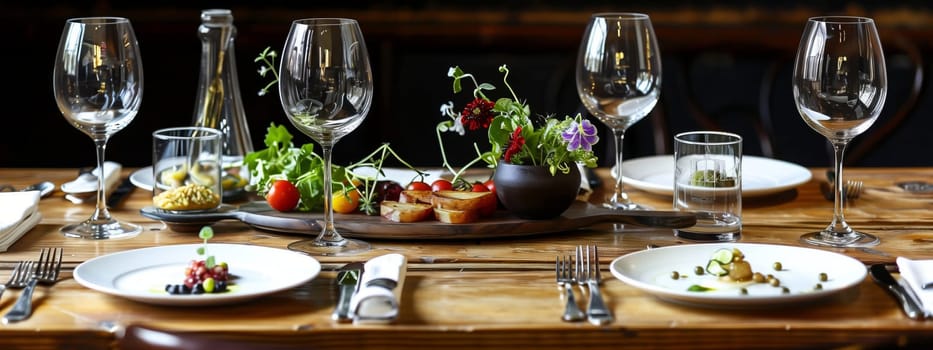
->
152, 127, 223, 212
673, 131, 742, 242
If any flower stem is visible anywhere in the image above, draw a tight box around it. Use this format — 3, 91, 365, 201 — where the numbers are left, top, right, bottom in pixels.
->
499, 65, 520, 102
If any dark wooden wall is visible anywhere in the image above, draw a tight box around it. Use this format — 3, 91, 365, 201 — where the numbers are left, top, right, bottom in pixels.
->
3, 1, 932, 169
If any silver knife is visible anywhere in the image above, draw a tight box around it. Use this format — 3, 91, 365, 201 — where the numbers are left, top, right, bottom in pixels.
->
869, 264, 927, 320
332, 262, 364, 322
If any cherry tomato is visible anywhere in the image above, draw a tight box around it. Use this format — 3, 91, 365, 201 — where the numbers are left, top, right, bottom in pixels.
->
407, 181, 431, 191
431, 179, 454, 192
471, 182, 488, 192
332, 188, 361, 214
484, 179, 496, 196
266, 180, 300, 212
375, 181, 403, 202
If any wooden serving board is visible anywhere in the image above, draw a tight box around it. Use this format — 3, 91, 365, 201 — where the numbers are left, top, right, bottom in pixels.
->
140, 201, 696, 240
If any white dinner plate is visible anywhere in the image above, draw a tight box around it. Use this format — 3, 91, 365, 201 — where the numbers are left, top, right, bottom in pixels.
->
615, 155, 812, 197
73, 243, 321, 306
609, 243, 866, 308
130, 166, 154, 191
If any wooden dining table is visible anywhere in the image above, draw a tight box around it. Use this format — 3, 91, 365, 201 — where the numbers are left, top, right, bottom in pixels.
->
0, 166, 931, 349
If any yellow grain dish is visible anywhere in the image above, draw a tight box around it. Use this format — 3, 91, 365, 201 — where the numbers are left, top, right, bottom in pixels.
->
153, 184, 220, 211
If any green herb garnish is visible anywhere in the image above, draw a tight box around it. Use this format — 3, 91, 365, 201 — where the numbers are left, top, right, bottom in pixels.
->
687, 284, 714, 292
198, 226, 215, 268
690, 170, 736, 187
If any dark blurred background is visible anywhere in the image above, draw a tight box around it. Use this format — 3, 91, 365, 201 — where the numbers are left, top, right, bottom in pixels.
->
2, 1, 932, 170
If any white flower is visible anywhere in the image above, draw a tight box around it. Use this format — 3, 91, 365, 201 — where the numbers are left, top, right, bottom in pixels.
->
438, 101, 465, 135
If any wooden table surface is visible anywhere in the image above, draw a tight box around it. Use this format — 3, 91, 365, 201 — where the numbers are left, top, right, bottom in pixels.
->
0, 167, 931, 349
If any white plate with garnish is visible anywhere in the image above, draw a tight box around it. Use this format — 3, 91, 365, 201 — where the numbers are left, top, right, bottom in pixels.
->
609, 243, 866, 308
74, 243, 320, 306
614, 155, 812, 197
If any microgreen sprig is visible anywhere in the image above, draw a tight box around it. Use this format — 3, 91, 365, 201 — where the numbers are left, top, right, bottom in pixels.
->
197, 226, 215, 269
254, 47, 279, 96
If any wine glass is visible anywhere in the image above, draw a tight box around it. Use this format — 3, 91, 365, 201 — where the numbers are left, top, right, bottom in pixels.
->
576, 13, 662, 210
279, 18, 373, 256
793, 16, 887, 247
53, 17, 143, 239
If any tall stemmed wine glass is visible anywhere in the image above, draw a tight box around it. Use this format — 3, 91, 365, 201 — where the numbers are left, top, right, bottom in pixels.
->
279, 18, 373, 256
53, 17, 143, 239
793, 16, 886, 247
577, 13, 662, 210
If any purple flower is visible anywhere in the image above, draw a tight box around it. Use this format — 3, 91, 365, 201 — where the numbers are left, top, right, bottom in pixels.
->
561, 118, 599, 152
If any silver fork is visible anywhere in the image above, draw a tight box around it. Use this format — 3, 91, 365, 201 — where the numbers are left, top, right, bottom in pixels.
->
0, 261, 33, 299
840, 180, 864, 200
556, 255, 584, 322
3, 248, 63, 323
576, 245, 613, 325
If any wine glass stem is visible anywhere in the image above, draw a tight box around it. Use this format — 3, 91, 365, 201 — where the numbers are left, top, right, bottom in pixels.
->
827, 141, 853, 235
610, 129, 632, 206
317, 143, 346, 246
91, 139, 113, 222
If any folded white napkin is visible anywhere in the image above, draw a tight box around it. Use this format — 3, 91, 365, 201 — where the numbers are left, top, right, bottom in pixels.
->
60, 161, 122, 194
350, 253, 408, 324
0, 191, 41, 252
896, 257, 933, 315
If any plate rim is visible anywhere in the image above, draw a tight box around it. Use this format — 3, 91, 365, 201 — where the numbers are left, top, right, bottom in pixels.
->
609, 242, 866, 308
617, 155, 812, 197
129, 166, 154, 192
73, 243, 320, 306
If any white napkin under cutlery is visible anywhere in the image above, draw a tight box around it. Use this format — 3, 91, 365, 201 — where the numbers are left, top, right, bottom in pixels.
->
896, 257, 933, 316
60, 161, 122, 194
349, 253, 408, 324
0, 191, 41, 252
60, 161, 122, 203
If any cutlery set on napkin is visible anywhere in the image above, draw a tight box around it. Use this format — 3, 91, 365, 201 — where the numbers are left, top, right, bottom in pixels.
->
333, 253, 408, 324
889, 258, 933, 319
869, 258, 933, 320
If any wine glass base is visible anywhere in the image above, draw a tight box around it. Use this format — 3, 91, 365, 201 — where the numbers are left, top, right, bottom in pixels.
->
60, 220, 142, 240
799, 230, 880, 248
288, 238, 371, 256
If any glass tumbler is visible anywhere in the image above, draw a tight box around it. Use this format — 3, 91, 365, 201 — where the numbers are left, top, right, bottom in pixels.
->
152, 127, 223, 213
673, 131, 742, 242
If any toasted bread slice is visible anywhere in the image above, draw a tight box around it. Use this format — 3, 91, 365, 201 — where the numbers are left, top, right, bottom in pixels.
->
380, 201, 434, 223
399, 190, 433, 204
431, 190, 496, 217
433, 207, 478, 224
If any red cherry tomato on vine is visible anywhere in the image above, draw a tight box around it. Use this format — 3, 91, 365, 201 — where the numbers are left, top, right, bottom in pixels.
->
483, 179, 496, 196
431, 179, 453, 192
407, 181, 431, 191
471, 182, 488, 192
266, 180, 300, 212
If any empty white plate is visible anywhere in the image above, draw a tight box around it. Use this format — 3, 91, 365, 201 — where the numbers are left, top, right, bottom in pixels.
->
614, 155, 812, 197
